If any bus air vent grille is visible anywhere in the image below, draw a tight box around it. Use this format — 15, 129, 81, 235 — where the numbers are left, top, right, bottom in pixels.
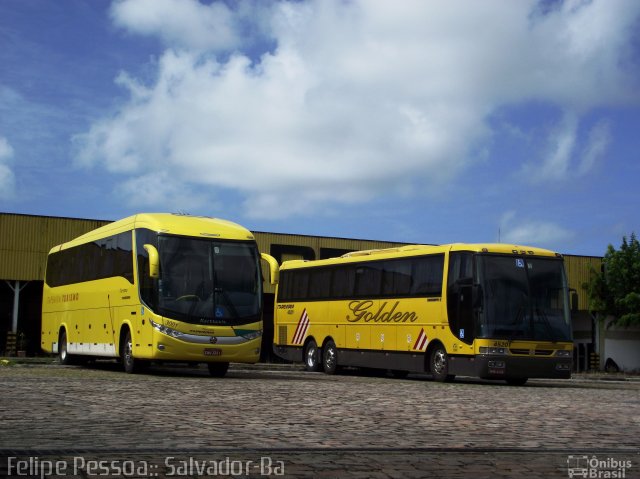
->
278, 326, 287, 345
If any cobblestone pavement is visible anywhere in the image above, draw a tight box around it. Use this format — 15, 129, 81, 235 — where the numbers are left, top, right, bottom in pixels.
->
0, 362, 638, 478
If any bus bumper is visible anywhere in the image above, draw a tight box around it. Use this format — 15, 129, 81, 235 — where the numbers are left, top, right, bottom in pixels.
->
150, 333, 262, 364
471, 354, 573, 380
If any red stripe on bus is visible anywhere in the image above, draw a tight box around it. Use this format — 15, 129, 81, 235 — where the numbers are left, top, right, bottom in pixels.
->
292, 309, 309, 345
413, 328, 427, 351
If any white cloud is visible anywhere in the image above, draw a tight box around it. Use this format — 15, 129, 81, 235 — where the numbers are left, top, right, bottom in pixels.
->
500, 211, 573, 249
0, 136, 15, 200
525, 113, 612, 182
578, 120, 611, 175
110, 0, 241, 51
114, 171, 213, 212
531, 111, 579, 181
0, 137, 13, 159
75, 0, 640, 218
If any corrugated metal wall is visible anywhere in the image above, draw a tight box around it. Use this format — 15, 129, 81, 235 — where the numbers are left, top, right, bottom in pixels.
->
0, 213, 603, 310
0, 214, 404, 283
254, 231, 403, 255
255, 232, 404, 293
0, 214, 109, 281
564, 254, 602, 311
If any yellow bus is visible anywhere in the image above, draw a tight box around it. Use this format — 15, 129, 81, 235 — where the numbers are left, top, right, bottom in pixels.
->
42, 213, 277, 376
273, 243, 574, 385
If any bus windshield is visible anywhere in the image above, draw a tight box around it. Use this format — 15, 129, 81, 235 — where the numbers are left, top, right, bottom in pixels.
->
144, 235, 262, 326
476, 255, 572, 341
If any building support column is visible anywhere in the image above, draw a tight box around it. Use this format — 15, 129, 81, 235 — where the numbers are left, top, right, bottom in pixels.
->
6, 280, 29, 333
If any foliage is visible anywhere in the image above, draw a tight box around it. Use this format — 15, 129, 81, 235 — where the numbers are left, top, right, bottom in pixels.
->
584, 233, 640, 327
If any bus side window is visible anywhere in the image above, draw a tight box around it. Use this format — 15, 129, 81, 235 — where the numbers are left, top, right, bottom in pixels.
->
309, 268, 331, 299
331, 266, 355, 299
447, 252, 475, 345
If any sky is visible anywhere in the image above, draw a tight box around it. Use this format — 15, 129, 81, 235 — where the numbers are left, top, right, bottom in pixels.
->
1, 0, 639, 257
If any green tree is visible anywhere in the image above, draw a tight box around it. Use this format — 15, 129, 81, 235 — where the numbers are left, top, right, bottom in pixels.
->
585, 233, 640, 327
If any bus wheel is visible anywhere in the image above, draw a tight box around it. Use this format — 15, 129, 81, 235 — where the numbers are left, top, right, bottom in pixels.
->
122, 331, 138, 374
391, 370, 409, 379
304, 339, 320, 372
59, 330, 72, 365
506, 378, 528, 386
430, 345, 454, 382
322, 340, 338, 375
208, 362, 229, 378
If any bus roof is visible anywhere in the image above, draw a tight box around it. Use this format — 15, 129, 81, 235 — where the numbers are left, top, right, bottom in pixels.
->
50, 213, 255, 253
280, 243, 561, 270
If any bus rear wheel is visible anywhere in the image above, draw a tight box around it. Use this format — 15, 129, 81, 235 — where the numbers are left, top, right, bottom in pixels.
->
59, 330, 73, 365
322, 340, 338, 375
304, 339, 320, 372
430, 345, 455, 382
208, 362, 229, 378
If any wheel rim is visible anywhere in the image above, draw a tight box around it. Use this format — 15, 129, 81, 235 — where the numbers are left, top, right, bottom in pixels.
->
325, 345, 336, 370
306, 344, 317, 368
60, 337, 67, 361
124, 338, 133, 366
433, 349, 446, 375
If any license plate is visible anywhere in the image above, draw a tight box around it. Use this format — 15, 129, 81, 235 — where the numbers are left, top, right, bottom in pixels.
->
204, 348, 222, 356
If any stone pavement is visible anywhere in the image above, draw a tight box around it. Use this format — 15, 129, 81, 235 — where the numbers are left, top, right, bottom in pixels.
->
0, 362, 638, 478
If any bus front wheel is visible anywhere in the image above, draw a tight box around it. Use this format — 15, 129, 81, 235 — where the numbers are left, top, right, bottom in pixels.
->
208, 362, 229, 378
506, 378, 528, 386
322, 340, 338, 375
304, 339, 320, 372
122, 331, 138, 374
430, 345, 455, 382
391, 370, 409, 379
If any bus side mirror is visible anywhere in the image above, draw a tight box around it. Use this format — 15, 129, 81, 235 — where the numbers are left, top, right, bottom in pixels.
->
143, 244, 160, 279
261, 253, 279, 285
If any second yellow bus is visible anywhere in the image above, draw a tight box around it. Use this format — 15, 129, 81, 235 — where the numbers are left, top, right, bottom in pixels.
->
273, 243, 574, 385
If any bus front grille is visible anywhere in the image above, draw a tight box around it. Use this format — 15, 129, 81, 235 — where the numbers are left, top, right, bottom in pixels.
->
510, 349, 530, 355
509, 348, 555, 356
534, 349, 554, 356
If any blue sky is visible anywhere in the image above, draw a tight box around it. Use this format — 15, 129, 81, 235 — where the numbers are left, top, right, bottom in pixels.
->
1, 0, 639, 257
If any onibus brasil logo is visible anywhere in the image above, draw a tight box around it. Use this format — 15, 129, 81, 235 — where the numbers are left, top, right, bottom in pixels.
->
567, 455, 632, 478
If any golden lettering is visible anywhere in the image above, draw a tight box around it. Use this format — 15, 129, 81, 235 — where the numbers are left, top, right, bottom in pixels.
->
347, 300, 418, 323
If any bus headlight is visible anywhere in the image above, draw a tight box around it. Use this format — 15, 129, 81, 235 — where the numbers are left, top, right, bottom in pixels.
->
150, 319, 184, 339
239, 330, 262, 341
555, 350, 572, 357
479, 347, 507, 355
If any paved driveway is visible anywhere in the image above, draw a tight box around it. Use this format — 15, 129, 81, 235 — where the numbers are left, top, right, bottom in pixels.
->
0, 362, 638, 478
